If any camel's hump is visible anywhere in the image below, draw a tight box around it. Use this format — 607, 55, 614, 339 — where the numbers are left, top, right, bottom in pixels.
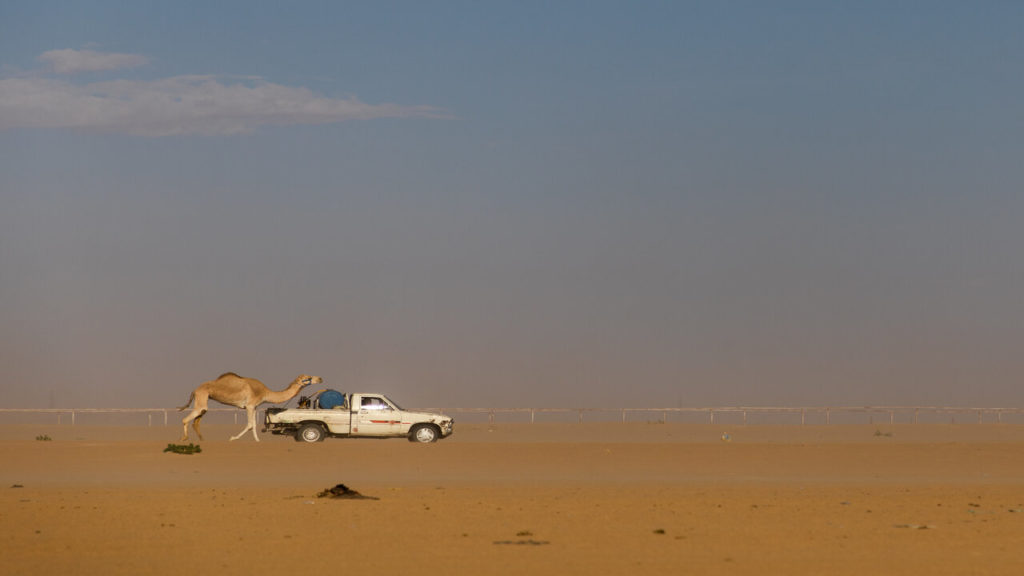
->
216, 372, 241, 379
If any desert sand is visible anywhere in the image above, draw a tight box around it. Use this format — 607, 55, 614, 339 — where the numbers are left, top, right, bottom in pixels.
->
2, 421, 1023, 575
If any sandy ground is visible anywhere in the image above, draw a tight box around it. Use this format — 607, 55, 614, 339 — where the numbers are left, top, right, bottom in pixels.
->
2, 422, 1024, 575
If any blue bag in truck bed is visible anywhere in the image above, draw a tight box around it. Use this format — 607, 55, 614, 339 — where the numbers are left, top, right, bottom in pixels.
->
318, 390, 346, 409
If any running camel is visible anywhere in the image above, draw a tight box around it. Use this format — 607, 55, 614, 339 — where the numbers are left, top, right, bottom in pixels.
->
178, 372, 322, 442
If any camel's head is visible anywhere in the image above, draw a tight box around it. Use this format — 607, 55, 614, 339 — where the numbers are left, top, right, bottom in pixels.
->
298, 375, 323, 389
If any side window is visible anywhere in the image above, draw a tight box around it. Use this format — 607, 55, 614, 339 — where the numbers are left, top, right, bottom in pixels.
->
361, 397, 388, 410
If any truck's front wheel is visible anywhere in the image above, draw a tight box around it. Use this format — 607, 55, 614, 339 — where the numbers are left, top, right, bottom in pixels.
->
295, 423, 326, 443
409, 424, 440, 443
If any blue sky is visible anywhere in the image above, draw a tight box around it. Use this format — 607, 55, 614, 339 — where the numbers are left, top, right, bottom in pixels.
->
2, 2, 1023, 409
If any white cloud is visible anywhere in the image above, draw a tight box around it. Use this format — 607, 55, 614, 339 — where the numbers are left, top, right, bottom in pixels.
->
38, 48, 149, 74
0, 73, 444, 137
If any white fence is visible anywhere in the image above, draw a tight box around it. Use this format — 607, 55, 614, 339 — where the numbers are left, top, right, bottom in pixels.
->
2, 406, 1024, 426
430, 406, 1024, 425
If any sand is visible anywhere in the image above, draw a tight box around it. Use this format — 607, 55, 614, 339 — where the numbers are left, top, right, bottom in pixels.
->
2, 422, 1023, 575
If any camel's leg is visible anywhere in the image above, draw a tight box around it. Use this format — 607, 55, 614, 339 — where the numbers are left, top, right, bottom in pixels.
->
230, 406, 257, 442
181, 409, 205, 442
192, 410, 206, 441
249, 406, 260, 442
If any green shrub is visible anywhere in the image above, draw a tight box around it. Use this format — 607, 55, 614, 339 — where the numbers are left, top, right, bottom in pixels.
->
163, 443, 202, 454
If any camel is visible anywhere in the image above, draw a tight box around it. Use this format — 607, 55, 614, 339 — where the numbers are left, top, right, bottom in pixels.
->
177, 372, 322, 442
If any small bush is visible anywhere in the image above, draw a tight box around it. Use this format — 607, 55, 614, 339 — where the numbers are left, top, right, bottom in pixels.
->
35, 434, 52, 441
163, 443, 202, 454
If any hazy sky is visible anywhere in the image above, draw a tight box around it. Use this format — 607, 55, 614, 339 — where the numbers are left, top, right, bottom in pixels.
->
2, 2, 1023, 409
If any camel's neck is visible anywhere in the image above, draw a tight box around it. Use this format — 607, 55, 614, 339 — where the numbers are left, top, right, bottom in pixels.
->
264, 380, 304, 404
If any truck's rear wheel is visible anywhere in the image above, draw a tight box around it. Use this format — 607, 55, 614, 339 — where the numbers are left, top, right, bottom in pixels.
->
409, 424, 440, 443
296, 423, 326, 443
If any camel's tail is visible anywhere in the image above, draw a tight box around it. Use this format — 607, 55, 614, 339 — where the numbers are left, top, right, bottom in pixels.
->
177, 390, 195, 411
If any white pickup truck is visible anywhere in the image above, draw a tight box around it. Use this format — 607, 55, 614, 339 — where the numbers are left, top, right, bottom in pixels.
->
263, 390, 454, 443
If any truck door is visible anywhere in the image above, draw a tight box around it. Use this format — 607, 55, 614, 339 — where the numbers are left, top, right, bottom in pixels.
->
353, 395, 402, 436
